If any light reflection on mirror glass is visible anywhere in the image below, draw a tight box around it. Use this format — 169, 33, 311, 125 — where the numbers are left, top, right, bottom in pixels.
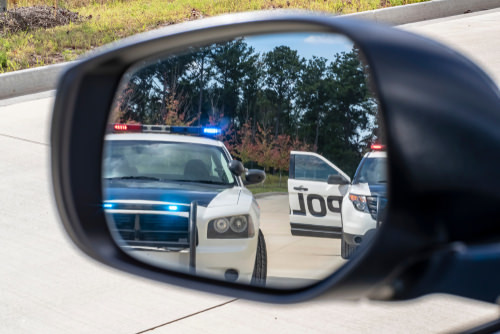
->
103, 32, 387, 289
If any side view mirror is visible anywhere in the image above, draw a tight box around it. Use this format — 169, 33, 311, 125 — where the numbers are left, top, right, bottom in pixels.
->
51, 11, 500, 305
228, 160, 245, 176
244, 169, 266, 185
327, 174, 350, 185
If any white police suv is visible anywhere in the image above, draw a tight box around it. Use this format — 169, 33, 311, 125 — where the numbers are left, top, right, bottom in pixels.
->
288, 151, 351, 238
288, 146, 387, 260
341, 145, 387, 259
102, 124, 267, 285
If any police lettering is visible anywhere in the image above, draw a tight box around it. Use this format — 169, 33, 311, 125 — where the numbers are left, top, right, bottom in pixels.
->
292, 193, 307, 216
292, 194, 343, 217
307, 194, 327, 217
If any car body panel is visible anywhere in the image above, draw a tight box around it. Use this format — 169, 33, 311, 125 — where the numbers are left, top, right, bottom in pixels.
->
102, 133, 260, 283
288, 151, 349, 238
342, 151, 387, 243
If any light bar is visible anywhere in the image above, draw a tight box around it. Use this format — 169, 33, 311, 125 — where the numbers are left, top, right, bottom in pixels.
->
111, 124, 222, 137
371, 144, 385, 151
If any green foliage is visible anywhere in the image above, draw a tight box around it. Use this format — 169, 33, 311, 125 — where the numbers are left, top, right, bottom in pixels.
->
299, 49, 379, 175
111, 38, 379, 177
247, 173, 288, 195
263, 46, 303, 135
1, 0, 428, 73
0, 40, 8, 69
209, 39, 256, 122
0, 51, 7, 70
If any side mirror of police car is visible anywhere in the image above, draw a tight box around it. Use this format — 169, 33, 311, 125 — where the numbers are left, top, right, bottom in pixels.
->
51, 11, 500, 304
327, 175, 349, 185
228, 160, 245, 176
228, 160, 265, 185
244, 169, 266, 186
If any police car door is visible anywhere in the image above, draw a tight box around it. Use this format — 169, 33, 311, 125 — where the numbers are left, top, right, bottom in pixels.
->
288, 151, 350, 238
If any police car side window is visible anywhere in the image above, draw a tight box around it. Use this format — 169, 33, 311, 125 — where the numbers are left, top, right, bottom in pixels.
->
295, 155, 338, 182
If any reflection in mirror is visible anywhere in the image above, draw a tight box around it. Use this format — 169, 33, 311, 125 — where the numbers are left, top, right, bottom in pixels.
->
103, 32, 386, 289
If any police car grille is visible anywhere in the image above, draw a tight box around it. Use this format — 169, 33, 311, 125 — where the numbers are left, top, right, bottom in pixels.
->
366, 196, 388, 221
366, 197, 378, 220
110, 214, 189, 248
378, 197, 388, 222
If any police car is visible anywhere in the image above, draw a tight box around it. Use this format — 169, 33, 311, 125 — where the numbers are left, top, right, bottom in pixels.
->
288, 151, 351, 238
288, 146, 387, 259
341, 145, 387, 259
102, 124, 267, 285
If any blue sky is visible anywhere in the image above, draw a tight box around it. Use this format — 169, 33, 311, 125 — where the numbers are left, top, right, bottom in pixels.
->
244, 32, 354, 61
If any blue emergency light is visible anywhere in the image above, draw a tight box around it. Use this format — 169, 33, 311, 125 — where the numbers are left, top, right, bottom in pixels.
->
202, 127, 222, 135
103, 203, 114, 209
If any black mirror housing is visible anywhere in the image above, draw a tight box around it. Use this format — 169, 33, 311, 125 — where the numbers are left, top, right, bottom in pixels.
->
228, 160, 245, 176
244, 169, 266, 185
327, 174, 349, 185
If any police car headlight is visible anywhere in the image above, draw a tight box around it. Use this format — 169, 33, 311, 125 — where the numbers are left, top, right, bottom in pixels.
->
229, 216, 247, 233
207, 215, 254, 239
213, 218, 230, 233
349, 194, 367, 212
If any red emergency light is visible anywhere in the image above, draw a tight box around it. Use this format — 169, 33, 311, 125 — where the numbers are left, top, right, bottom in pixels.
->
371, 144, 385, 150
112, 124, 142, 132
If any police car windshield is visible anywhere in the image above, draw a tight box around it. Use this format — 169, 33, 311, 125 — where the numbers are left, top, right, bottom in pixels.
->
353, 157, 387, 185
103, 140, 236, 187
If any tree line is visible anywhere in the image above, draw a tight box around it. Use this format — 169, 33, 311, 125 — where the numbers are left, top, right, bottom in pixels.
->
111, 37, 383, 177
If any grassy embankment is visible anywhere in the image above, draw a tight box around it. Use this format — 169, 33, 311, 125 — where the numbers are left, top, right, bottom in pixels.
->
0, 0, 428, 72
247, 173, 288, 195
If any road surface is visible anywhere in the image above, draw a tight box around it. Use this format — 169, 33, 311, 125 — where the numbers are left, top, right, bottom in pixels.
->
259, 194, 345, 287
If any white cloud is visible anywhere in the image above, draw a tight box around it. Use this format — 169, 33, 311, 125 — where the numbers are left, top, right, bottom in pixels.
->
304, 35, 347, 45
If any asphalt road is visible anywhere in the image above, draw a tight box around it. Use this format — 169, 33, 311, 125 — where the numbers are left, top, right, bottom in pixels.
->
400, 7, 500, 86
1, 8, 500, 334
258, 194, 345, 288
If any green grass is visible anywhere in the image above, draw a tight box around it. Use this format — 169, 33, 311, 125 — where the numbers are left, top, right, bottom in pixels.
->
247, 172, 288, 195
0, 0, 429, 73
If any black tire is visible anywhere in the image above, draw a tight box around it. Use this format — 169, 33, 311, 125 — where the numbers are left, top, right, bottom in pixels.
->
251, 230, 267, 287
341, 235, 357, 260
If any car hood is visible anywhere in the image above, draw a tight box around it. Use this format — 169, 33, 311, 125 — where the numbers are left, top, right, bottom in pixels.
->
349, 183, 387, 197
104, 182, 241, 207
367, 183, 387, 197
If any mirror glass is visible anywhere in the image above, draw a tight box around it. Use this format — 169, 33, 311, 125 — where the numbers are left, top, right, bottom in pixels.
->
103, 32, 387, 289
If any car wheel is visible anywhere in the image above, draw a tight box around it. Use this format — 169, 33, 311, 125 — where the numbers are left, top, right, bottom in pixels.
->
251, 230, 267, 287
341, 234, 357, 260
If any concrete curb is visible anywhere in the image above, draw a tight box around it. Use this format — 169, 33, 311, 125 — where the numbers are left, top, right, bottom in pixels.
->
348, 0, 500, 25
254, 192, 288, 199
0, 61, 75, 100
1, 0, 499, 100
